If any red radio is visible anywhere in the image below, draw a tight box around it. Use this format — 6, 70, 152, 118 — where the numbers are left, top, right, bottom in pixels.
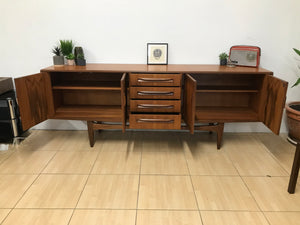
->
229, 45, 261, 67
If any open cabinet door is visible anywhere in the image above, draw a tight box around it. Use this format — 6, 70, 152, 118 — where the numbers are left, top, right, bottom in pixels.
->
15, 73, 51, 130
261, 75, 288, 134
183, 74, 196, 134
121, 73, 127, 132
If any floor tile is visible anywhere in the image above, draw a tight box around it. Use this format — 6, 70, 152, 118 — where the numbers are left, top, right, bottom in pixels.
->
69, 210, 136, 225
264, 212, 300, 225
138, 175, 197, 210
133, 132, 184, 152
183, 137, 238, 175
97, 131, 133, 152
137, 210, 202, 225
201, 211, 269, 225
192, 176, 259, 210
92, 150, 141, 174
223, 135, 288, 176
16, 174, 88, 208
43, 151, 98, 174
58, 131, 97, 151
141, 150, 189, 175
255, 133, 296, 172
21, 130, 68, 148
0, 209, 11, 224
0, 174, 37, 208
0, 151, 55, 174
0, 150, 13, 165
77, 175, 139, 209
1, 209, 73, 225
243, 176, 300, 211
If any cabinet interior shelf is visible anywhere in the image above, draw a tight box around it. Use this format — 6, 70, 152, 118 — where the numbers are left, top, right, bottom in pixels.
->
54, 105, 123, 121
196, 85, 259, 93
52, 81, 121, 91
195, 106, 259, 122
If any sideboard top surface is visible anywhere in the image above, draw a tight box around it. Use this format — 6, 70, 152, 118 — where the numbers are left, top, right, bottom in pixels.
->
41, 64, 273, 74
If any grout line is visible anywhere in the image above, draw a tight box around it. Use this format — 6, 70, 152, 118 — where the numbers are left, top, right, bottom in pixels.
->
66, 142, 102, 225
0, 208, 13, 225
180, 134, 205, 225
252, 134, 292, 176
135, 133, 142, 225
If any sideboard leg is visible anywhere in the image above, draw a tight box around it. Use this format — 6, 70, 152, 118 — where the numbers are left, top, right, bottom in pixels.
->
288, 142, 300, 194
87, 121, 95, 147
209, 123, 214, 134
216, 123, 224, 150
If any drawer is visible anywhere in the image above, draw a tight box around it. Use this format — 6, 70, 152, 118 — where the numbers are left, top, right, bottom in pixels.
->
130, 87, 181, 99
129, 114, 181, 130
130, 73, 182, 86
130, 100, 181, 113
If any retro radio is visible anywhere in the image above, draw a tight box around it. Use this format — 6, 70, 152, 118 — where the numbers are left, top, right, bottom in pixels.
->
229, 45, 261, 67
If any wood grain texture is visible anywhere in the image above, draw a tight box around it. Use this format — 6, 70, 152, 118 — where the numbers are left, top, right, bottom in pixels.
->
261, 75, 288, 134
129, 114, 181, 130
14, 73, 50, 130
183, 74, 196, 134
130, 87, 181, 100
130, 100, 181, 113
121, 73, 127, 132
41, 64, 273, 74
129, 73, 182, 86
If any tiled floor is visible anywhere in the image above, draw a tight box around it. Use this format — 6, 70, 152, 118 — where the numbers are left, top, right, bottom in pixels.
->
0, 130, 299, 225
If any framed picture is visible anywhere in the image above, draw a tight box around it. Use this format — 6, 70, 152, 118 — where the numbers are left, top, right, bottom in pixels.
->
147, 43, 168, 65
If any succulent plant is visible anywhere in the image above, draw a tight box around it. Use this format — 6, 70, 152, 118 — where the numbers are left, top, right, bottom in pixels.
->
77, 53, 85, 59
66, 53, 75, 60
52, 46, 61, 56
219, 52, 228, 60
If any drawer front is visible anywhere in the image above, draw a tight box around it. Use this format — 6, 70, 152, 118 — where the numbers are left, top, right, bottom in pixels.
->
130, 73, 182, 86
130, 87, 181, 99
129, 114, 181, 129
130, 100, 181, 113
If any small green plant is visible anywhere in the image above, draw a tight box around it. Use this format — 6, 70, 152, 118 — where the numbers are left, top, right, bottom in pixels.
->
292, 48, 300, 88
52, 46, 61, 56
219, 52, 228, 60
77, 53, 85, 59
60, 40, 74, 56
66, 53, 75, 60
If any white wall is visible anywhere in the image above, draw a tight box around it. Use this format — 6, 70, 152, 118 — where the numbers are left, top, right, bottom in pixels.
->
1, 0, 300, 131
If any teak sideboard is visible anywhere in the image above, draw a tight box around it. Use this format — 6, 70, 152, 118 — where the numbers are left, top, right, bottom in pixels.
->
14, 64, 288, 149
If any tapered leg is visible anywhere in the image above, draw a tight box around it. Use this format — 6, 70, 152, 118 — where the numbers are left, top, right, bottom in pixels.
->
288, 142, 300, 194
216, 123, 224, 150
87, 121, 95, 147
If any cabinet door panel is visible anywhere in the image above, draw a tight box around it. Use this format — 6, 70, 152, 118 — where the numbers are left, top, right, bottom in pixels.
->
15, 73, 49, 130
261, 75, 288, 134
183, 74, 196, 134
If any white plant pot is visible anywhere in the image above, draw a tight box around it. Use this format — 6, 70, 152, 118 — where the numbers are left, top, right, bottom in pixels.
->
67, 59, 75, 66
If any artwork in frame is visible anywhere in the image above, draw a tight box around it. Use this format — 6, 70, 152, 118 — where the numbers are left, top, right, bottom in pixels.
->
147, 43, 168, 65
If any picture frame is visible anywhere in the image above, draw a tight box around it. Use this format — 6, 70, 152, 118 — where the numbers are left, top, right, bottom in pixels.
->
147, 43, 168, 65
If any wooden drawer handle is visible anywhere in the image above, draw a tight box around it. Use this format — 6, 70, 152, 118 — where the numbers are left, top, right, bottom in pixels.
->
137, 78, 174, 83
137, 91, 174, 96
137, 118, 174, 123
137, 104, 174, 109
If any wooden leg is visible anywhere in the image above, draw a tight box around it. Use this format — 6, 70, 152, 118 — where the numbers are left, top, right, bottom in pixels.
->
87, 121, 95, 147
288, 142, 300, 194
216, 123, 224, 150
209, 123, 214, 134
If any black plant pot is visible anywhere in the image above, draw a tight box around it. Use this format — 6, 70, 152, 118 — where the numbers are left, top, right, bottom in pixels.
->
220, 59, 227, 66
76, 59, 86, 66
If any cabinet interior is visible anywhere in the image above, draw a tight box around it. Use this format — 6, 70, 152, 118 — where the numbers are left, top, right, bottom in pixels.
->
190, 73, 264, 122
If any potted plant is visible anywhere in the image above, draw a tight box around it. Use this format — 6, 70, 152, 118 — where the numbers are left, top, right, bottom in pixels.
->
60, 40, 74, 61
66, 53, 75, 66
286, 48, 300, 144
219, 52, 228, 66
52, 46, 64, 66
76, 53, 86, 66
